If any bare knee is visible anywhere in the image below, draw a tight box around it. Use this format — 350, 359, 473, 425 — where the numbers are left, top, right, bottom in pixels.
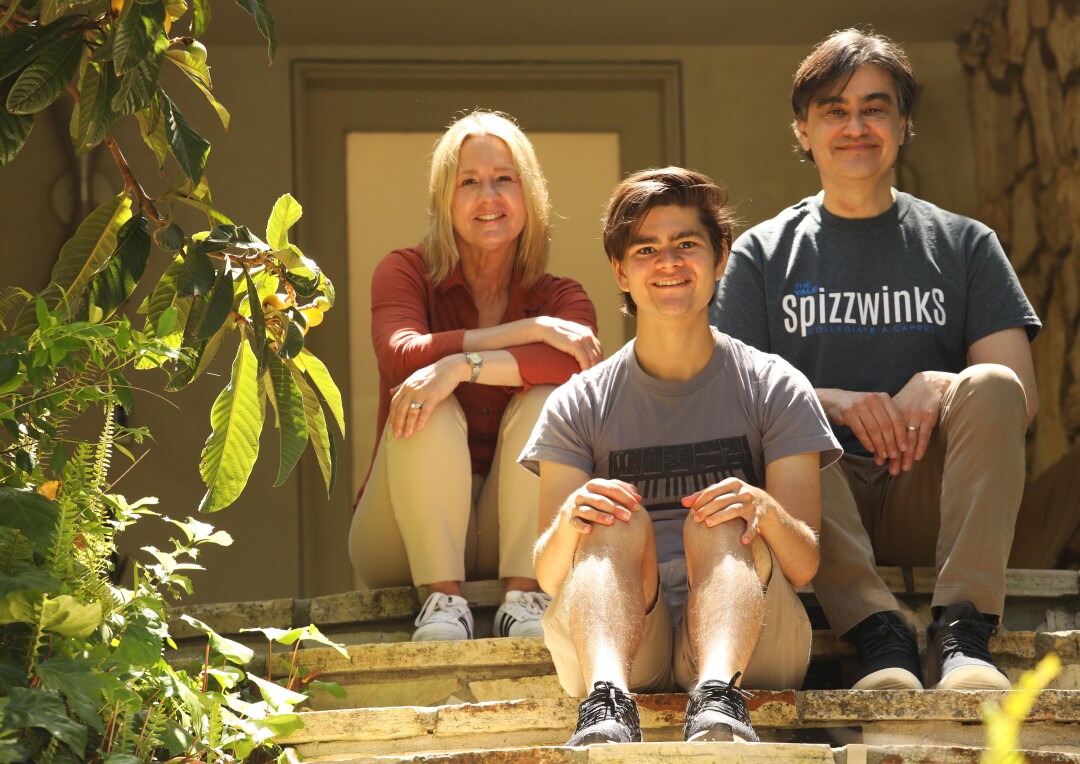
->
684, 516, 770, 586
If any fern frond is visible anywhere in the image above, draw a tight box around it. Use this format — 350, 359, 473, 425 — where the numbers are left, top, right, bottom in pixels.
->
91, 405, 115, 499
0, 286, 31, 330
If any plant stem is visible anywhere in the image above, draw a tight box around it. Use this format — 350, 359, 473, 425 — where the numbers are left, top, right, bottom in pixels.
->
104, 136, 164, 225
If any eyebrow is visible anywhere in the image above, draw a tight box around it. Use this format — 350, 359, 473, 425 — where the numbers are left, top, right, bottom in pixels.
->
814, 91, 895, 107
629, 229, 706, 246
456, 165, 519, 175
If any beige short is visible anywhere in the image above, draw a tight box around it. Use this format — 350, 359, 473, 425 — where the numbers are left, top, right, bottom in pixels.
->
541, 553, 812, 697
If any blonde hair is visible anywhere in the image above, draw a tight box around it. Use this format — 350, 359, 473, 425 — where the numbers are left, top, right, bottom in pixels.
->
423, 110, 550, 287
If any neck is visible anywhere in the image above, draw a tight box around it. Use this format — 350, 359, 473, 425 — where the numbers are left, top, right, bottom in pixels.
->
459, 245, 515, 299
633, 313, 716, 383
820, 180, 896, 219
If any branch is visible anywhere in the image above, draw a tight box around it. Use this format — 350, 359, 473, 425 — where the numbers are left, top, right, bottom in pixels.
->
0, 3, 35, 27
104, 136, 164, 226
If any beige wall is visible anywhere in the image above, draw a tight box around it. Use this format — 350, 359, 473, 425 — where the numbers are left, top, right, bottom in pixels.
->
0, 38, 978, 603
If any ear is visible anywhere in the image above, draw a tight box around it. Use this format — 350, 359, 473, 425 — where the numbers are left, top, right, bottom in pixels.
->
611, 257, 630, 293
714, 245, 730, 282
899, 115, 908, 146
794, 117, 811, 154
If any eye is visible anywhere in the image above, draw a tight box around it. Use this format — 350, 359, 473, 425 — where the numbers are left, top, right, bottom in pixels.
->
459, 177, 478, 186
634, 246, 656, 256
496, 174, 517, 182
677, 240, 697, 249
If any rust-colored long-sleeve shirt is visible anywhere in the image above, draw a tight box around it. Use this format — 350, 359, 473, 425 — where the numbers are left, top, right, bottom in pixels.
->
355, 246, 598, 505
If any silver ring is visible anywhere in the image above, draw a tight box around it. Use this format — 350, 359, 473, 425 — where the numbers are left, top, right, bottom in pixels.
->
906, 424, 919, 432
409, 402, 423, 410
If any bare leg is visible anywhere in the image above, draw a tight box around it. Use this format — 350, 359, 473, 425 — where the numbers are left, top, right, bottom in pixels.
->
563, 508, 659, 690
684, 515, 770, 685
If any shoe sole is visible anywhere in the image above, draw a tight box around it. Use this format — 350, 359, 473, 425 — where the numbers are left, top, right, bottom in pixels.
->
686, 724, 759, 743
935, 666, 1011, 690
567, 732, 641, 746
852, 667, 924, 690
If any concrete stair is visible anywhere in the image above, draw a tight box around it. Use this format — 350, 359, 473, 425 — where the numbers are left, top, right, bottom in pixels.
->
170, 567, 1080, 762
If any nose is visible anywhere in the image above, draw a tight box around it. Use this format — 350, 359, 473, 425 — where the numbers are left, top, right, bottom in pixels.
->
657, 246, 683, 266
842, 112, 867, 137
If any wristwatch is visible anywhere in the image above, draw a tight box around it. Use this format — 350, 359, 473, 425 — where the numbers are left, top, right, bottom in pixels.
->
465, 352, 483, 384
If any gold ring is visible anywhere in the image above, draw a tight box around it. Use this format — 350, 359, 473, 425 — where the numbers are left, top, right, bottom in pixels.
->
409, 402, 423, 410
906, 424, 918, 432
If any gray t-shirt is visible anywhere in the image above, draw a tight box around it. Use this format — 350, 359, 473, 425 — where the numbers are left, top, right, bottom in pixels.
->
711, 191, 1041, 454
520, 329, 841, 564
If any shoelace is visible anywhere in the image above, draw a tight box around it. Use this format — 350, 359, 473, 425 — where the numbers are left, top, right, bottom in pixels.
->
511, 591, 551, 617
938, 618, 995, 662
414, 593, 463, 627
691, 671, 754, 718
578, 681, 635, 728
857, 617, 915, 660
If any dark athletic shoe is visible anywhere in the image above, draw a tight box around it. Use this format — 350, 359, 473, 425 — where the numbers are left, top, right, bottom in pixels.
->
566, 681, 642, 746
844, 610, 924, 689
928, 601, 1011, 690
683, 672, 759, 743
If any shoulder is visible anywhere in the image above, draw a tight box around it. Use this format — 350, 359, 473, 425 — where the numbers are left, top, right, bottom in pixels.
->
733, 196, 820, 256
531, 272, 591, 300
898, 193, 996, 241
720, 331, 814, 394
374, 246, 427, 277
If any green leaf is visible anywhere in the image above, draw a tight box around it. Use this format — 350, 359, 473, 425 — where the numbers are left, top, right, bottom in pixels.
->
247, 674, 306, 708
244, 269, 266, 362
0, 83, 33, 166
198, 340, 263, 512
298, 349, 344, 436
141, 253, 183, 329
191, 0, 211, 36
112, 620, 164, 669
40, 594, 101, 637
165, 42, 229, 130
234, 0, 277, 60
112, 0, 165, 76
85, 214, 151, 322
196, 264, 234, 340
0, 486, 59, 555
291, 368, 335, 497
13, 193, 132, 336
0, 590, 38, 626
176, 247, 215, 297
266, 193, 301, 251
3, 687, 88, 756
161, 90, 210, 183
242, 623, 347, 656
156, 221, 185, 251
0, 26, 42, 79
135, 95, 168, 168
36, 657, 118, 732
110, 41, 164, 116
6, 29, 83, 115
0, 16, 78, 81
267, 354, 307, 486
277, 318, 304, 359
178, 614, 254, 663
156, 305, 178, 337
71, 59, 120, 155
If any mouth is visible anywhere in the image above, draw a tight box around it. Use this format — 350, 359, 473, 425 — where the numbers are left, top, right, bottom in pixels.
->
654, 278, 689, 287
476, 213, 504, 221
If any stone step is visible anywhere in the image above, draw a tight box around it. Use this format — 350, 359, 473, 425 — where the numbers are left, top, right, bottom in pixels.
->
171, 567, 1080, 643
297, 740, 1080, 764
280, 689, 1080, 761
267, 631, 1080, 711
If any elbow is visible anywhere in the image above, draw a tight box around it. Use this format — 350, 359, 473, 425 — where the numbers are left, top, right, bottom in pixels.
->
788, 547, 820, 589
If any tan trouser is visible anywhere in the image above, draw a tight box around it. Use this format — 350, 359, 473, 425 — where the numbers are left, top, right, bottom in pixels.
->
349, 386, 554, 588
812, 364, 1029, 635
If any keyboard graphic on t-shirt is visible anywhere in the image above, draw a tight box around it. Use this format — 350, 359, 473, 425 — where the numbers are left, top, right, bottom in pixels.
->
608, 436, 759, 511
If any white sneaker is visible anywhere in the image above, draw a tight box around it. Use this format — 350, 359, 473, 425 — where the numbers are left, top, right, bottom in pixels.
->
493, 590, 551, 638
412, 592, 473, 642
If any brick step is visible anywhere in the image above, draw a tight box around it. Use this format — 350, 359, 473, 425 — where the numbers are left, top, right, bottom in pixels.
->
171, 567, 1080, 643
280, 689, 1080, 761
296, 740, 1080, 764
260, 632, 1080, 711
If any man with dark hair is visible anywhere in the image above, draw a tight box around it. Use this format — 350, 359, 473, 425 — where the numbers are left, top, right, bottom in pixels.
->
713, 29, 1040, 691
521, 167, 840, 745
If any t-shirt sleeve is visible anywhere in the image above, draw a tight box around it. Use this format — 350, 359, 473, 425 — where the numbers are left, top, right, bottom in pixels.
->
518, 377, 596, 477
756, 354, 842, 469
964, 229, 1042, 346
711, 233, 772, 352
507, 276, 600, 389
370, 251, 465, 386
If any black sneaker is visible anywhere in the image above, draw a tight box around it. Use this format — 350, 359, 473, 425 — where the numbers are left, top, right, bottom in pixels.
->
928, 601, 1010, 690
683, 672, 759, 743
844, 610, 923, 689
566, 681, 642, 746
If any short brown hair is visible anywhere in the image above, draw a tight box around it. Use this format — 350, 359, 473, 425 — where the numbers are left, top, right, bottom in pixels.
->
424, 110, 550, 287
791, 29, 917, 161
602, 167, 735, 317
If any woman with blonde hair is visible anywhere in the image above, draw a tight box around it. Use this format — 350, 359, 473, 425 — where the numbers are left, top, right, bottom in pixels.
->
350, 111, 602, 641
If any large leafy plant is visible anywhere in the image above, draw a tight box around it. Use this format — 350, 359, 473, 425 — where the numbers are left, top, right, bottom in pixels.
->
0, 0, 345, 761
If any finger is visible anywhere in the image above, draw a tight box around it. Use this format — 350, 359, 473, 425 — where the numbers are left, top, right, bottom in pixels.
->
741, 514, 760, 545
864, 395, 902, 460
702, 502, 750, 527
591, 480, 643, 508
569, 516, 592, 534
401, 401, 425, 439
575, 503, 623, 525
912, 416, 935, 462
577, 493, 633, 522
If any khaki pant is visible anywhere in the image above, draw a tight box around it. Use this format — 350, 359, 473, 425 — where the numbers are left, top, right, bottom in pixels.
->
349, 386, 554, 588
812, 364, 1028, 635
542, 554, 812, 697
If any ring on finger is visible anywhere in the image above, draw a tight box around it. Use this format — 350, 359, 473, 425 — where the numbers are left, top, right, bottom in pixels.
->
409, 402, 424, 410
906, 424, 919, 432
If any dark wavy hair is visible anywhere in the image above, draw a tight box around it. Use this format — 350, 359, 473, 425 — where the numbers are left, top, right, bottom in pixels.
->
602, 167, 735, 317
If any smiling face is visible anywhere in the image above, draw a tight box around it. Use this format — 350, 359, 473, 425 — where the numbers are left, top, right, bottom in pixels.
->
611, 204, 726, 323
450, 134, 527, 261
796, 64, 907, 197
